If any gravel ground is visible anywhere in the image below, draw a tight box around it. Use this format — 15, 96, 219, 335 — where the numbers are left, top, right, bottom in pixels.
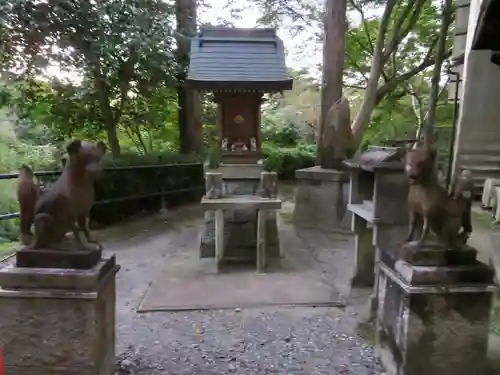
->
103, 207, 383, 375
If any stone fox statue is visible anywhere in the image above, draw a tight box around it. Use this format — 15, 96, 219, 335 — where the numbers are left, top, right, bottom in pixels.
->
17, 140, 107, 250
404, 142, 473, 248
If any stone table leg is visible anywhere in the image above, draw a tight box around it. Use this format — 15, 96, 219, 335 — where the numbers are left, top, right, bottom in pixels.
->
351, 214, 375, 287
257, 209, 267, 273
215, 209, 224, 271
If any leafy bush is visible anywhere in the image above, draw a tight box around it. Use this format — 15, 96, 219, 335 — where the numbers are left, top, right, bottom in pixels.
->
261, 121, 302, 147
262, 142, 316, 179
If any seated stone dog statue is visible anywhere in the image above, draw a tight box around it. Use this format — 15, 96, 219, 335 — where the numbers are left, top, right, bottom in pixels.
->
17, 140, 107, 250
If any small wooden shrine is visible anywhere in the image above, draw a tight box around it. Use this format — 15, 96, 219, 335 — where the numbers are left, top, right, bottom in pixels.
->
186, 27, 293, 164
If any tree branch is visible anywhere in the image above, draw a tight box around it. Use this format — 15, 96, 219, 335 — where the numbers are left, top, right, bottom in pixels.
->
375, 48, 452, 104
384, 0, 426, 61
348, 0, 374, 53
115, 45, 139, 123
345, 52, 369, 82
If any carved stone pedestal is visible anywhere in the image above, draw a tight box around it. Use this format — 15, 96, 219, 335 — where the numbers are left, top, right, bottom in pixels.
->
0, 253, 120, 375
293, 166, 348, 232
376, 242, 495, 375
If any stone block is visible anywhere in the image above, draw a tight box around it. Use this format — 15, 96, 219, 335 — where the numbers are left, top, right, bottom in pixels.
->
293, 166, 349, 232
0, 256, 120, 375
16, 247, 102, 269
376, 245, 495, 375
206, 164, 263, 180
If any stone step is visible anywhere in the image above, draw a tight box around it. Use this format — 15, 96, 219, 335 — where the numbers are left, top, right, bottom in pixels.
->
459, 154, 500, 164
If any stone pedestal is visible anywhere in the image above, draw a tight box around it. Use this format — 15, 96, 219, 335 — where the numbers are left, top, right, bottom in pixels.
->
200, 164, 280, 261
0, 255, 120, 375
376, 242, 495, 375
293, 166, 348, 232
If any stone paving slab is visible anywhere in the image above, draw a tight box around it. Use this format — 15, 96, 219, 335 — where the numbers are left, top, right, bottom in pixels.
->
138, 216, 345, 312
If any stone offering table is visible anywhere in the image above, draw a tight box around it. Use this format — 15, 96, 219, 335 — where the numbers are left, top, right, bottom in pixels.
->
376, 241, 495, 375
0, 248, 120, 375
201, 194, 282, 273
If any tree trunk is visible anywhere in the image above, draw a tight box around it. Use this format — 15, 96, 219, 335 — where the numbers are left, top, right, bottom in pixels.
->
105, 122, 121, 157
423, 0, 454, 144
350, 0, 397, 146
95, 75, 121, 157
317, 0, 347, 165
176, 0, 203, 154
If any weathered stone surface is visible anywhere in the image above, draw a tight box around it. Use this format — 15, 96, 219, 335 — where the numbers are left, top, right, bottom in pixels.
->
259, 171, 278, 198
204, 172, 223, 199
394, 259, 494, 285
205, 163, 263, 180
293, 166, 349, 232
201, 196, 282, 210
350, 214, 374, 287
0, 257, 119, 375
16, 247, 102, 269
0, 257, 115, 290
398, 242, 478, 266
376, 253, 495, 375
200, 179, 280, 260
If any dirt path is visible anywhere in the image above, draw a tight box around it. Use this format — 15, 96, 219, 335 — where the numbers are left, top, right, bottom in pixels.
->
95, 206, 382, 375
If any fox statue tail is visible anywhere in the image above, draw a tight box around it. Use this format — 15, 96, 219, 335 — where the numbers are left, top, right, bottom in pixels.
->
16, 165, 40, 246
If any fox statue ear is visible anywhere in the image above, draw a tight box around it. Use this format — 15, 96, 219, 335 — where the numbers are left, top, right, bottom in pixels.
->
66, 140, 82, 156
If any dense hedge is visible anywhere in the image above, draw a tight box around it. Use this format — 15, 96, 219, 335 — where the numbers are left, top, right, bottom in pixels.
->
0, 145, 318, 242
35, 152, 204, 228
262, 142, 316, 180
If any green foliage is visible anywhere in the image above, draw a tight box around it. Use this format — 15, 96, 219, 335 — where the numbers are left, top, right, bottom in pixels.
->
262, 121, 302, 147
262, 142, 316, 179
0, 180, 19, 242
90, 154, 204, 225
205, 142, 222, 169
0, 0, 178, 155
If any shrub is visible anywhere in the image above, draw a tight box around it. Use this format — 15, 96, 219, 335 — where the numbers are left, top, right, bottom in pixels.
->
262, 142, 316, 179
0, 151, 205, 240
261, 121, 301, 147
0, 180, 19, 242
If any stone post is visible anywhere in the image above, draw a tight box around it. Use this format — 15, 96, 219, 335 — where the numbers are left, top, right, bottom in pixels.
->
376, 241, 495, 375
256, 209, 267, 273
259, 171, 278, 198
205, 171, 223, 199
293, 166, 348, 232
0, 251, 120, 375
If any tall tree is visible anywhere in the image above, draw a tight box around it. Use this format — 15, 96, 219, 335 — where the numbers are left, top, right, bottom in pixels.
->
244, 0, 452, 146
317, 0, 348, 163
176, 0, 203, 154
0, 0, 176, 157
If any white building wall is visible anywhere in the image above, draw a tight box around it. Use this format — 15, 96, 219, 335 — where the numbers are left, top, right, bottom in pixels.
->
452, 0, 500, 191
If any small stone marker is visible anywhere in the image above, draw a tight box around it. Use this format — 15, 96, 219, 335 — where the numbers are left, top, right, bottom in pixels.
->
205, 172, 224, 199
259, 171, 278, 198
